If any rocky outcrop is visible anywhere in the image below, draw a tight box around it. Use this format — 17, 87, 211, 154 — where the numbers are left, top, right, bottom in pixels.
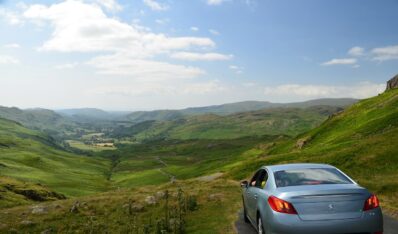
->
296, 137, 311, 149
386, 74, 398, 91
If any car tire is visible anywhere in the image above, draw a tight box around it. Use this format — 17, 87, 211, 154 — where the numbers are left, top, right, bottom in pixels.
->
243, 199, 250, 223
257, 214, 265, 234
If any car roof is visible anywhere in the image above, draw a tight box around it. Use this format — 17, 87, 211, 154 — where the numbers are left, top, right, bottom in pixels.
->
263, 163, 335, 172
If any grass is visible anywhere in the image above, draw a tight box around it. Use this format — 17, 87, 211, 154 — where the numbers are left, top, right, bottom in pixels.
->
0, 179, 241, 233
0, 118, 112, 200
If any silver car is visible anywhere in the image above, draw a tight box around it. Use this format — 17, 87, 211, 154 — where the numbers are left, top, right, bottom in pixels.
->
241, 163, 383, 234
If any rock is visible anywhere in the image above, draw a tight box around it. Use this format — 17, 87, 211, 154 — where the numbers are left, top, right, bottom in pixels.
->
20, 220, 35, 226
155, 191, 165, 199
296, 137, 311, 149
122, 203, 144, 212
41, 228, 53, 234
70, 201, 80, 213
145, 196, 157, 205
54, 204, 62, 209
132, 204, 145, 212
386, 74, 398, 91
31, 205, 47, 214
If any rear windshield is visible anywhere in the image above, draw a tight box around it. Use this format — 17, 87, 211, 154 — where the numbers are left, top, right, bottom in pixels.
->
274, 168, 353, 187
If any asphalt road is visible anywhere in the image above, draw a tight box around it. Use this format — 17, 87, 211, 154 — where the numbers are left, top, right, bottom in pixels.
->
235, 210, 398, 234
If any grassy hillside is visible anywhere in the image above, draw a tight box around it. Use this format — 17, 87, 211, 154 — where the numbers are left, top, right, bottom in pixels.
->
113, 106, 343, 141
227, 88, 398, 214
0, 118, 111, 201
0, 106, 77, 140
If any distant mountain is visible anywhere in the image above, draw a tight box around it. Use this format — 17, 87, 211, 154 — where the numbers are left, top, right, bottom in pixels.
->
112, 106, 344, 141
124, 98, 358, 122
56, 108, 124, 121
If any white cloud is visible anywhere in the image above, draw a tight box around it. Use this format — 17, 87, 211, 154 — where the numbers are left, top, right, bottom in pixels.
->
207, 0, 229, 6
321, 58, 357, 66
87, 53, 205, 81
170, 52, 233, 61
229, 65, 244, 74
155, 18, 169, 25
264, 82, 385, 99
371, 45, 398, 61
93, 0, 122, 12
143, 0, 169, 11
19, 0, 233, 83
190, 26, 199, 32
348, 46, 364, 57
55, 63, 78, 69
23, 1, 214, 54
209, 29, 220, 35
0, 8, 24, 25
3, 43, 21, 49
0, 55, 19, 64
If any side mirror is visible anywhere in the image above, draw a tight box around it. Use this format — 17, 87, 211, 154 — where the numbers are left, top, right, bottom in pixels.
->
240, 180, 248, 188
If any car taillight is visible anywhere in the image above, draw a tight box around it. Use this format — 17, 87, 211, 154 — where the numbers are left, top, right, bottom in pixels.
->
363, 194, 380, 211
267, 196, 297, 214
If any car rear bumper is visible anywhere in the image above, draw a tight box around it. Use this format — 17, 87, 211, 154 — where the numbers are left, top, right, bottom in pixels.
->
264, 208, 383, 234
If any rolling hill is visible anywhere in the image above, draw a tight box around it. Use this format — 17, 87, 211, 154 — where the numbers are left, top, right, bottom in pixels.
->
0, 117, 111, 206
111, 106, 344, 141
0, 106, 77, 140
124, 98, 357, 122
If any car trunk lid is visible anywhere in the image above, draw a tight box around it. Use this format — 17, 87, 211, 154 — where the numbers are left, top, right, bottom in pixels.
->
277, 184, 368, 221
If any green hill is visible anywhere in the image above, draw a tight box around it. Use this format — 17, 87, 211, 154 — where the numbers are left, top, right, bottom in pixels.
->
0, 117, 111, 204
0, 106, 77, 140
228, 88, 398, 214
112, 106, 344, 141
124, 98, 357, 122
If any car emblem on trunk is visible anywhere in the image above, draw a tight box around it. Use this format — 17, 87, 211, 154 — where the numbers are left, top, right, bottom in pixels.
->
328, 204, 334, 210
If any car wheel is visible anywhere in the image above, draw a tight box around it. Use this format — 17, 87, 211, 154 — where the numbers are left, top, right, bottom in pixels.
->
243, 199, 250, 223
257, 215, 265, 234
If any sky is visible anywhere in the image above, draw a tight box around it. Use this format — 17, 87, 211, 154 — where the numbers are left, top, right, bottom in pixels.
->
0, 0, 397, 110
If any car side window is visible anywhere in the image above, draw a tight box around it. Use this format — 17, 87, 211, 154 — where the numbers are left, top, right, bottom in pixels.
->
256, 169, 268, 189
249, 170, 260, 187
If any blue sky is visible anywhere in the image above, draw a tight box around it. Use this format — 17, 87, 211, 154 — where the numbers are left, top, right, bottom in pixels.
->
0, 0, 397, 110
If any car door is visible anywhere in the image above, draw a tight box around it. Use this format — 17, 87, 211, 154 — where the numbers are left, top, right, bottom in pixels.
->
246, 169, 268, 220
245, 170, 260, 221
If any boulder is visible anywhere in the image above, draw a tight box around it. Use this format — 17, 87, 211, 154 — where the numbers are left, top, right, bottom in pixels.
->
20, 220, 35, 226
145, 196, 157, 205
155, 191, 166, 199
386, 74, 398, 91
296, 137, 311, 149
31, 205, 47, 215
41, 228, 53, 234
70, 201, 80, 213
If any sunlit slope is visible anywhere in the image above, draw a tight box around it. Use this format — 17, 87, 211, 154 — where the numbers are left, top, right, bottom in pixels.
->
0, 118, 111, 198
114, 106, 343, 141
229, 88, 398, 212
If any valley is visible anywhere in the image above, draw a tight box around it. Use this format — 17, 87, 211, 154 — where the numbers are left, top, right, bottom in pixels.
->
0, 90, 397, 233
